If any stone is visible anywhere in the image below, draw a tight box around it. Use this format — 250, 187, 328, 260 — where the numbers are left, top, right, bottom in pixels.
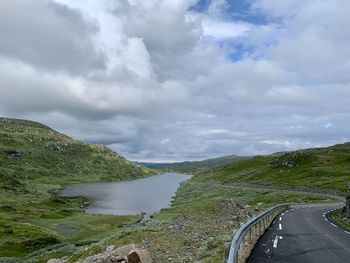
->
127, 249, 152, 263
47, 259, 67, 263
116, 244, 137, 257
342, 182, 350, 219
111, 255, 127, 262
48, 244, 151, 263
127, 251, 141, 263
4, 149, 25, 157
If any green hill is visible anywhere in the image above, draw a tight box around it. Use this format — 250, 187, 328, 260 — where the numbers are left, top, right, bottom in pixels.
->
0, 117, 154, 260
0, 117, 153, 191
192, 143, 350, 194
138, 154, 250, 173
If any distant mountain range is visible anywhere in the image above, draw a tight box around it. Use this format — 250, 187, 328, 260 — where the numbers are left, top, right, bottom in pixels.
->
136, 154, 251, 173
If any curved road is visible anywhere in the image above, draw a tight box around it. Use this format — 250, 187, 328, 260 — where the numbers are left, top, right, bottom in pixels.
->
249, 204, 350, 263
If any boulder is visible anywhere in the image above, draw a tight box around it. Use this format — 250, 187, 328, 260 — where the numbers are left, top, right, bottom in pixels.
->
47, 244, 151, 263
127, 249, 152, 263
47, 257, 68, 263
116, 244, 137, 258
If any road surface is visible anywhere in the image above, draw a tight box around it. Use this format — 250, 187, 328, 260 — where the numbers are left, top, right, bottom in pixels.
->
249, 205, 350, 263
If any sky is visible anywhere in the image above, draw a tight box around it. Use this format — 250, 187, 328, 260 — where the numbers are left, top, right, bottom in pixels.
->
0, 0, 349, 162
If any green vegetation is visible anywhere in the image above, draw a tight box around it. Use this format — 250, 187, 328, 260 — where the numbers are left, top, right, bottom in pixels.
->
67, 181, 334, 263
0, 117, 154, 261
329, 209, 350, 231
190, 145, 350, 194
0, 117, 346, 262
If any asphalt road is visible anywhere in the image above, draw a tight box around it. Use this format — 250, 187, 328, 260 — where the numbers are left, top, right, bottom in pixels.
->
248, 204, 350, 263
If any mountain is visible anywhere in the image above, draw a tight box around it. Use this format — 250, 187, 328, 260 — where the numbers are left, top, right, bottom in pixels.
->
0, 117, 154, 192
0, 117, 154, 259
137, 154, 250, 173
191, 143, 350, 194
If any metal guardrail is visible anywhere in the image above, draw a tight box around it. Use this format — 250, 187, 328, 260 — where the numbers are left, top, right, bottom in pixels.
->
225, 204, 290, 263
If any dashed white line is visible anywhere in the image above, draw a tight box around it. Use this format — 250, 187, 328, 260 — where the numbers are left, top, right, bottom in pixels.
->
279, 217, 282, 222
279, 223, 282, 230
273, 236, 279, 248
273, 235, 283, 248
323, 209, 350, 235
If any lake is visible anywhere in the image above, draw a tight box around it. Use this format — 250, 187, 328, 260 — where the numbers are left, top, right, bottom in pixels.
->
58, 173, 190, 217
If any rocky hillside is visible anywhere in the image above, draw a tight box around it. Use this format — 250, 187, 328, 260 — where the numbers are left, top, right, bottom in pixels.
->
0, 117, 154, 192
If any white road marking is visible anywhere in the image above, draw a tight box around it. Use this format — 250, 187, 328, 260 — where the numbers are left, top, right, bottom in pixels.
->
279, 217, 282, 222
279, 223, 282, 230
323, 209, 350, 235
273, 236, 279, 248
282, 212, 285, 216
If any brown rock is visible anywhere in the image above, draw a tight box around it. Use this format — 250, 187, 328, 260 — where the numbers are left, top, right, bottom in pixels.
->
127, 251, 141, 263
127, 250, 152, 263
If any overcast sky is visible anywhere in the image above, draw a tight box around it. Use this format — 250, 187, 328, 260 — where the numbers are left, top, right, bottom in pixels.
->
0, 0, 349, 162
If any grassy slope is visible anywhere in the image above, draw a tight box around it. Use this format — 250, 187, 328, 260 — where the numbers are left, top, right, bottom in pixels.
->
329, 209, 350, 231
0, 117, 154, 261
0, 117, 344, 262
191, 143, 350, 194
63, 144, 346, 262
68, 181, 333, 263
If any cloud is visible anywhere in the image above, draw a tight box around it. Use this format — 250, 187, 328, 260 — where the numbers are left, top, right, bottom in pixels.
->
0, 0, 105, 75
201, 18, 252, 40
0, 0, 350, 161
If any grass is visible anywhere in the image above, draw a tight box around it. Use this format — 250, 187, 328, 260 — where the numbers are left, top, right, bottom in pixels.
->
0, 118, 154, 261
328, 209, 350, 231
190, 145, 350, 194
66, 181, 336, 263
0, 117, 346, 262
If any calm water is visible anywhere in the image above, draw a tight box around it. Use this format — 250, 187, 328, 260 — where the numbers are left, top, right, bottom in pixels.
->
59, 173, 190, 217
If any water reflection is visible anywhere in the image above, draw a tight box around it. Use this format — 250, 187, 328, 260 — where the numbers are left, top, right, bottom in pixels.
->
59, 173, 190, 217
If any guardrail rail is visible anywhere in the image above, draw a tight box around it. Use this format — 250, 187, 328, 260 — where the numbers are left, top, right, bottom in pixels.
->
224, 204, 290, 263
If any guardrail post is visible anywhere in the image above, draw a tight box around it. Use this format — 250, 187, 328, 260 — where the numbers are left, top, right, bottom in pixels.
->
223, 242, 230, 263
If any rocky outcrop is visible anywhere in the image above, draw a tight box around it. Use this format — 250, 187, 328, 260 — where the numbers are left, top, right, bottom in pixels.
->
269, 152, 310, 169
342, 183, 350, 219
4, 149, 25, 157
47, 244, 152, 263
